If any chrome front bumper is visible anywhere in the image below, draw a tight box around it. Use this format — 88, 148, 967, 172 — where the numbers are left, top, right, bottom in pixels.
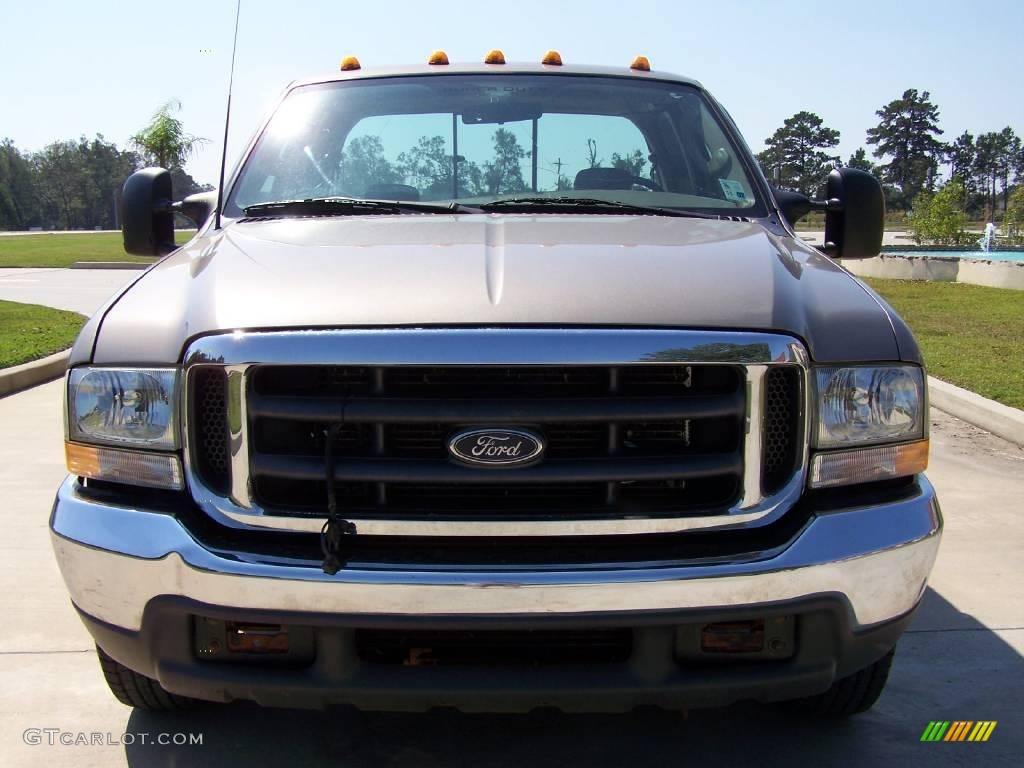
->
50, 475, 941, 633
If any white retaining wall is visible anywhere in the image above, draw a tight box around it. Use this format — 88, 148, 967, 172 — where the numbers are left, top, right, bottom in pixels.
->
839, 254, 1024, 290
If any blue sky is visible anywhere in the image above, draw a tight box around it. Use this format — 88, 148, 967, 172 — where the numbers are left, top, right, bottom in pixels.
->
3, 0, 1020, 186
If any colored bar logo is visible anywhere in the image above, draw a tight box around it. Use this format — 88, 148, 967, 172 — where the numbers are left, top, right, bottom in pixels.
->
921, 721, 997, 742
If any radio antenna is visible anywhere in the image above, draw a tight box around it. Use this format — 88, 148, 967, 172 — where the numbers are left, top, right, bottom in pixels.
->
214, 0, 242, 230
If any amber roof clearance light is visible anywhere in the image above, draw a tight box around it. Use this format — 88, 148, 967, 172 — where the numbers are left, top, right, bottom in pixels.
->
484, 49, 506, 64
630, 55, 651, 71
339, 56, 361, 71
428, 50, 449, 65
541, 50, 563, 66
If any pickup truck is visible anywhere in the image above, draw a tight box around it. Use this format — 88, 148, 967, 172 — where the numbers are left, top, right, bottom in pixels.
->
50, 53, 941, 717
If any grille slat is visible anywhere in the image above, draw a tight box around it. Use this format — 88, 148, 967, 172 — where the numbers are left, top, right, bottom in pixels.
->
247, 392, 742, 423
251, 452, 742, 484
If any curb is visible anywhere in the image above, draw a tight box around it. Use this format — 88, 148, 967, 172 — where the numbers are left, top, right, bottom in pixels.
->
70, 261, 150, 270
0, 350, 69, 398
929, 376, 1024, 448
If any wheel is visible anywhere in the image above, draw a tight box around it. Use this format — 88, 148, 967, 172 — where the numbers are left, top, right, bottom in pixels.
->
96, 646, 200, 711
789, 649, 895, 717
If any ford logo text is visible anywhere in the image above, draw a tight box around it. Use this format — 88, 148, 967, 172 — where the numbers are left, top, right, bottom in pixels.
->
447, 428, 545, 468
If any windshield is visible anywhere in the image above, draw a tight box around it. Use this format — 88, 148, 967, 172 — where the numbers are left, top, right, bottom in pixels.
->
226, 74, 764, 217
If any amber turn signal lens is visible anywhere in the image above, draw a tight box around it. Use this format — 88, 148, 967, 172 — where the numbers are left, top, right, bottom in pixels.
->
65, 442, 184, 490
541, 50, 562, 65
630, 55, 651, 71
484, 49, 506, 64
339, 56, 361, 71
810, 439, 929, 489
428, 50, 449, 65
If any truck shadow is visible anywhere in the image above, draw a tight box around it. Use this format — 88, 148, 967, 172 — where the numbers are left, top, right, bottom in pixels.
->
124, 588, 1021, 767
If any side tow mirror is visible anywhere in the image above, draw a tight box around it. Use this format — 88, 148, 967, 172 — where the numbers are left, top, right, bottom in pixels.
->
822, 167, 885, 260
120, 167, 176, 256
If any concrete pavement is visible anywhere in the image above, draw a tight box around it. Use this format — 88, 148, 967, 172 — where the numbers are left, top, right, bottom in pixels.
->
1, 380, 1021, 766
0, 268, 138, 316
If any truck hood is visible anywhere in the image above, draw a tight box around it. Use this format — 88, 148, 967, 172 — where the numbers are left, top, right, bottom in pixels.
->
86, 214, 910, 364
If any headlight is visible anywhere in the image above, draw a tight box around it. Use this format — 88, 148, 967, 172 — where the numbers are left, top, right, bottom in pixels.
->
814, 366, 924, 448
66, 367, 182, 490
810, 365, 927, 489
67, 368, 179, 449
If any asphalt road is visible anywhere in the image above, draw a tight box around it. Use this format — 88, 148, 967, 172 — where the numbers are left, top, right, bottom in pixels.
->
0, 268, 139, 316
1, 375, 1021, 767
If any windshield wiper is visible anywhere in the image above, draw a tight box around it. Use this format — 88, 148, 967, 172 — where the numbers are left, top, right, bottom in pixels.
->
243, 197, 478, 218
477, 197, 722, 219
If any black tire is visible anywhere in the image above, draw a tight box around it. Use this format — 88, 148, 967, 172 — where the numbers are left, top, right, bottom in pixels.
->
96, 646, 200, 711
790, 649, 895, 717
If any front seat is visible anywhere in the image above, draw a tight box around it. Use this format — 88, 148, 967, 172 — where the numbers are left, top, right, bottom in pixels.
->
573, 167, 635, 190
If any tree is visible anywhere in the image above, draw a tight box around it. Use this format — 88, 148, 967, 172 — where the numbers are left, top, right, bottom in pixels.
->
947, 131, 976, 184
974, 127, 1020, 216
611, 149, 647, 177
866, 89, 945, 208
0, 139, 42, 230
1004, 187, 1024, 244
77, 135, 138, 229
756, 145, 783, 185
946, 131, 977, 209
131, 100, 207, 171
585, 139, 601, 169
339, 135, 401, 196
909, 181, 968, 245
846, 148, 876, 173
396, 135, 483, 199
483, 128, 527, 194
759, 111, 840, 196
33, 141, 86, 229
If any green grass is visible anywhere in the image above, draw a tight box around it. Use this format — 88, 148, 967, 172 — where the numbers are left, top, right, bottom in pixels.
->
0, 300, 87, 368
865, 278, 1024, 409
0, 231, 193, 268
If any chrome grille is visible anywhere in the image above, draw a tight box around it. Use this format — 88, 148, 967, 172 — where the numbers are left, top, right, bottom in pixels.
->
246, 364, 745, 518
183, 329, 808, 536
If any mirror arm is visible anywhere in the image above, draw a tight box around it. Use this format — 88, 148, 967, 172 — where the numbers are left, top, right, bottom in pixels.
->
809, 197, 843, 212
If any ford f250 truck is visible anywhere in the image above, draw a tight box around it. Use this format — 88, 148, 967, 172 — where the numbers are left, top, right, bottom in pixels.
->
51, 53, 941, 716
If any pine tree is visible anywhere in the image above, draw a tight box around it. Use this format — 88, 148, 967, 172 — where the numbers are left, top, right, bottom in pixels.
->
759, 111, 840, 196
865, 89, 945, 207
946, 131, 976, 209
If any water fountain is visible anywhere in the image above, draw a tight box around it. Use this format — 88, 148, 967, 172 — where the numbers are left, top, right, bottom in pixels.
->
978, 222, 997, 252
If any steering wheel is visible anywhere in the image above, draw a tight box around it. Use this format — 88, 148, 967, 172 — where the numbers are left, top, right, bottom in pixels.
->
628, 176, 662, 191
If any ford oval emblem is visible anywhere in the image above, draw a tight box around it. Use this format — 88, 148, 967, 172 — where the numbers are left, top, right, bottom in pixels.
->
448, 428, 545, 468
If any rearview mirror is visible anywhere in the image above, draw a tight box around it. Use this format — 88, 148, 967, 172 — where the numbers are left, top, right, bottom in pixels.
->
822, 167, 884, 260
120, 167, 176, 256
461, 104, 542, 125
